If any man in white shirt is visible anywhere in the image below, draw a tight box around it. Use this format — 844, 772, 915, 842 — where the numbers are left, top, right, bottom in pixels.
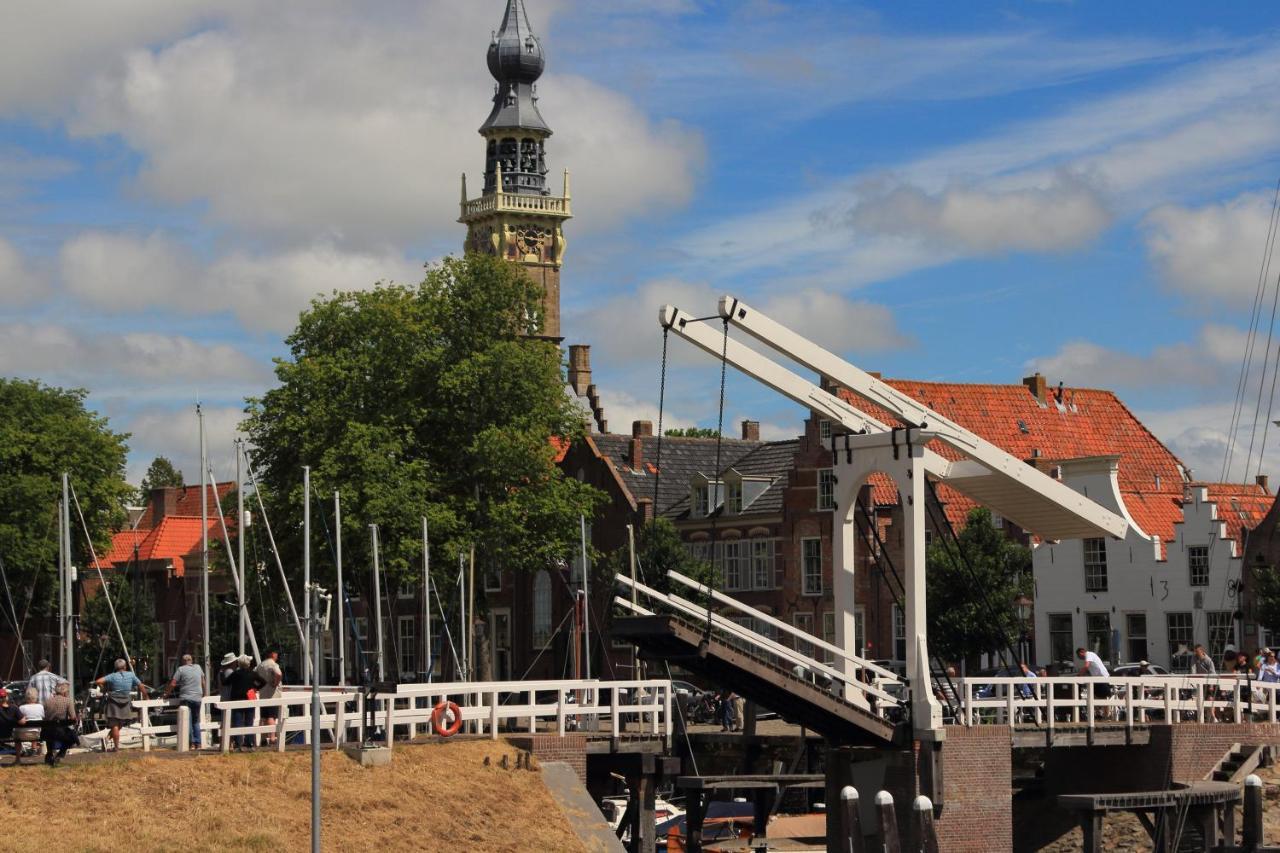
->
255, 649, 283, 744
1076, 647, 1112, 719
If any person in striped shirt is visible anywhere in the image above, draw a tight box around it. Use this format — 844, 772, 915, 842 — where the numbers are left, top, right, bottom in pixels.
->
29, 660, 66, 703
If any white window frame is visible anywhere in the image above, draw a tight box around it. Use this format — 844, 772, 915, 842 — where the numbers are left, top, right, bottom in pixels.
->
1048, 613, 1073, 663
1125, 612, 1147, 663
722, 540, 746, 591
397, 581, 415, 600
793, 612, 815, 658
801, 538, 823, 596
1166, 612, 1193, 670
1188, 546, 1209, 587
1207, 611, 1236, 662
1083, 538, 1108, 592
819, 419, 832, 442
484, 569, 502, 593
727, 481, 743, 514
750, 539, 774, 590
817, 469, 835, 511
397, 616, 416, 678
693, 486, 709, 518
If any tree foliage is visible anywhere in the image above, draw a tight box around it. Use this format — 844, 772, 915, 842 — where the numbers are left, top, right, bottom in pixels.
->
664, 428, 720, 438
139, 456, 184, 493
603, 517, 715, 595
243, 254, 604, 604
77, 575, 161, 682
1252, 561, 1280, 638
925, 506, 1031, 665
0, 380, 131, 617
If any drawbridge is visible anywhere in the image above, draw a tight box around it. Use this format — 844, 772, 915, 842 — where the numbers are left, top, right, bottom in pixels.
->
613, 572, 904, 745
624, 295, 1130, 744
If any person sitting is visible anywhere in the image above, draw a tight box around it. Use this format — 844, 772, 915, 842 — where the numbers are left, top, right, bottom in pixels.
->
0, 688, 25, 748
42, 682, 77, 767
17, 687, 45, 758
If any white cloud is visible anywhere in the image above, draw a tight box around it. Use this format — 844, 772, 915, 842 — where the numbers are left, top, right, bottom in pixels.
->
848, 174, 1110, 255
1027, 324, 1246, 390
0, 322, 267, 393
67, 1, 702, 250
1143, 192, 1276, 308
59, 231, 422, 333
0, 237, 40, 306
121, 404, 244, 486
758, 289, 909, 353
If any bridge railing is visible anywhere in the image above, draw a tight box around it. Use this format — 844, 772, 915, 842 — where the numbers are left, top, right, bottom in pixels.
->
958, 674, 1280, 731
130, 678, 673, 751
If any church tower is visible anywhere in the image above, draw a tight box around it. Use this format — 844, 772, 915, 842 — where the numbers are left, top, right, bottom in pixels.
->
460, 0, 571, 341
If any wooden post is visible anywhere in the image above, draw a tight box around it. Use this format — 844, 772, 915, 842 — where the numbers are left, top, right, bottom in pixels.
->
875, 791, 900, 853
1080, 812, 1102, 853
221, 704, 232, 754
334, 701, 346, 749
557, 688, 566, 736
384, 696, 395, 751
490, 690, 499, 741
839, 786, 864, 853
277, 704, 288, 753
686, 791, 706, 853
913, 796, 940, 853
627, 772, 657, 853
355, 692, 365, 744
1244, 774, 1264, 849
177, 704, 190, 753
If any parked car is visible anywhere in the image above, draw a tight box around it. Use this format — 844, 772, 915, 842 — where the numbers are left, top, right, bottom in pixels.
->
1111, 663, 1170, 677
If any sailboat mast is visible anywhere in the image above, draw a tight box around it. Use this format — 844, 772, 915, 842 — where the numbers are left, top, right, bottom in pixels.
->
422, 517, 430, 682
371, 525, 385, 682
335, 492, 345, 686
236, 441, 246, 656
63, 475, 75, 691
303, 466, 311, 685
199, 404, 210, 690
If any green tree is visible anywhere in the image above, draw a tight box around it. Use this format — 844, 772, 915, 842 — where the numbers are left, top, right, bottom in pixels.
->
77, 575, 161, 683
1252, 560, 1280, 639
139, 456, 184, 493
925, 506, 1031, 665
0, 380, 131, 619
604, 517, 715, 595
664, 428, 721, 438
243, 254, 604, 608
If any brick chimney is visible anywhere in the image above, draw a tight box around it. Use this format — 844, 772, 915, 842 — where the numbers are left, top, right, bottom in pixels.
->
1258, 474, 1270, 494
150, 486, 180, 524
1023, 372, 1048, 404
567, 345, 592, 396
741, 420, 761, 441
631, 420, 653, 470
637, 497, 654, 523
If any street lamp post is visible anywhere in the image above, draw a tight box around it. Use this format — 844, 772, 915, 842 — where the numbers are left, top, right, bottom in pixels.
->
1014, 594, 1033, 665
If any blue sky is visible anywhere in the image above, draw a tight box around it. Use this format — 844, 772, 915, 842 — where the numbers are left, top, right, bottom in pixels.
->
3, 0, 1280, 486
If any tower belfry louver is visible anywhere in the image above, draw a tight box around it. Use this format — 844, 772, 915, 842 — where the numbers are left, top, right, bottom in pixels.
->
460, 0, 571, 341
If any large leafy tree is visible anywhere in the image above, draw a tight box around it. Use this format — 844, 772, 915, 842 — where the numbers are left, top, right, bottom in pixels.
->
926, 506, 1031, 665
243, 254, 604, 606
0, 380, 131, 618
77, 575, 161, 683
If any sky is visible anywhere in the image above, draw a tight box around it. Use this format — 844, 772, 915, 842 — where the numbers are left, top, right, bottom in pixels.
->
3, 0, 1280, 488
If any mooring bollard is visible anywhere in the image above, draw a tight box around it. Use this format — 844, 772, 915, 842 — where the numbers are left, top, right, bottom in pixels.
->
913, 796, 940, 853
177, 705, 190, 753
840, 785, 865, 853
875, 791, 900, 853
1244, 773, 1264, 849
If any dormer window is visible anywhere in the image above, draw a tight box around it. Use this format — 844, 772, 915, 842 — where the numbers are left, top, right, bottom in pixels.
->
691, 477, 723, 518
727, 481, 743, 514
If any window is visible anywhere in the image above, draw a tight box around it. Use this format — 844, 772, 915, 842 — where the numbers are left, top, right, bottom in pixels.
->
1208, 611, 1236, 662
1048, 613, 1073, 663
751, 539, 775, 590
822, 611, 836, 659
991, 512, 1004, 530
722, 541, 746, 591
727, 481, 743, 514
1083, 538, 1108, 592
794, 613, 815, 658
817, 469, 835, 511
686, 541, 712, 569
1125, 613, 1147, 663
484, 569, 502, 592
802, 538, 823, 596
892, 605, 907, 663
819, 419, 832, 442
692, 483, 721, 518
168, 620, 176, 641
398, 616, 416, 678
1167, 612, 1194, 670
1188, 546, 1209, 587
397, 581, 415, 600
532, 570, 552, 647
1085, 612, 1111, 660
924, 529, 934, 549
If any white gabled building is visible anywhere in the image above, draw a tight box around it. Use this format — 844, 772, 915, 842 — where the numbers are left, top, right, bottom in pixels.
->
1033, 455, 1270, 671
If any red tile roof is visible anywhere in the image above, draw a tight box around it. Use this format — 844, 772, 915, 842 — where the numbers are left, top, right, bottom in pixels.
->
95, 516, 220, 577
134, 483, 236, 530
1202, 482, 1273, 548
843, 380, 1271, 547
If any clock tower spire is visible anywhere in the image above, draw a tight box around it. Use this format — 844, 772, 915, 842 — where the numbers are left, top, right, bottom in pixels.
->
460, 0, 571, 340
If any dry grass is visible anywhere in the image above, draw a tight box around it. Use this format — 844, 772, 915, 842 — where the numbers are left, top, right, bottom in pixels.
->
0, 740, 587, 852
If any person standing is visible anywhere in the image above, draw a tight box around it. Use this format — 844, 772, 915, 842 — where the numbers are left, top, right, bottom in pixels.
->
95, 659, 146, 751
254, 649, 283, 745
164, 654, 206, 749
1192, 644, 1216, 675
1076, 647, 1111, 719
730, 692, 745, 733
1261, 651, 1280, 683
30, 659, 66, 704
223, 656, 265, 750
42, 682, 77, 766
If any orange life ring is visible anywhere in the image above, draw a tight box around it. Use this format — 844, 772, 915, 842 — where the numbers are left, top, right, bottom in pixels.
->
432, 701, 463, 737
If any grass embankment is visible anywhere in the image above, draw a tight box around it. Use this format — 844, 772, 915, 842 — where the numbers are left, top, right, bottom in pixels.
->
0, 740, 587, 852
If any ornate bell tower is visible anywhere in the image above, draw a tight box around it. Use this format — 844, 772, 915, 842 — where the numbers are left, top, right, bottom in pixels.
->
460, 0, 571, 341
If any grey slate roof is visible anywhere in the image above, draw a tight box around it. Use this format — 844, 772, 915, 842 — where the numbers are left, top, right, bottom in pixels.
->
592, 434, 799, 520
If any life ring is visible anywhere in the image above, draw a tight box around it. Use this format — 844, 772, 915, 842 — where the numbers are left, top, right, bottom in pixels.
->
432, 701, 463, 737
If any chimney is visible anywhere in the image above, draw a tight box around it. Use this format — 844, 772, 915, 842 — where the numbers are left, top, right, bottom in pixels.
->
741, 420, 761, 442
150, 486, 179, 525
567, 344, 592, 397
1258, 474, 1270, 494
1023, 372, 1048, 404
637, 497, 654, 523
630, 420, 652, 470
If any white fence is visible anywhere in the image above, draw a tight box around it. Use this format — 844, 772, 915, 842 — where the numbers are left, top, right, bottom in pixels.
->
131, 678, 673, 752
958, 674, 1280, 732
